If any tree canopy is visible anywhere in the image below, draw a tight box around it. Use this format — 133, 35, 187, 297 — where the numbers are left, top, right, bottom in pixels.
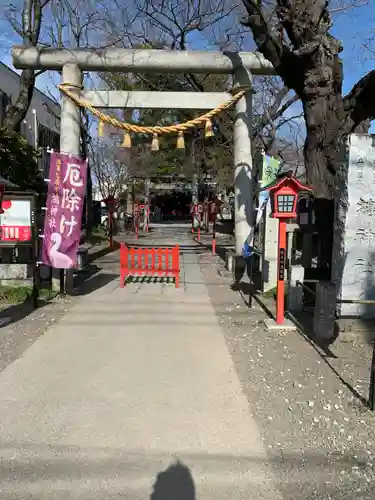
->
0, 127, 42, 191
2, 0, 304, 188
241, 0, 375, 197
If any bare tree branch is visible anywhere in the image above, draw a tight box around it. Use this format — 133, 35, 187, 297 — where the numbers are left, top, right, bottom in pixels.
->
240, 0, 375, 199
3, 0, 52, 131
241, 0, 304, 93
98, 1, 301, 170
343, 70, 375, 129
89, 136, 128, 198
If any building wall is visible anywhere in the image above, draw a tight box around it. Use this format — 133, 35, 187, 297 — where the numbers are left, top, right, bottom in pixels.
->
0, 62, 60, 147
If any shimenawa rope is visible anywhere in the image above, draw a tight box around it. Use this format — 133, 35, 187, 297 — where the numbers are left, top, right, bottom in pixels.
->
58, 82, 249, 149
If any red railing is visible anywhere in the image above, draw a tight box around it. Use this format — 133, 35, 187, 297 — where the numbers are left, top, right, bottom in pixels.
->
120, 244, 180, 288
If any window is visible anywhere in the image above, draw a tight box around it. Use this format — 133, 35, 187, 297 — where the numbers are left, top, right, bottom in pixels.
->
277, 194, 295, 213
37, 124, 60, 177
38, 123, 59, 149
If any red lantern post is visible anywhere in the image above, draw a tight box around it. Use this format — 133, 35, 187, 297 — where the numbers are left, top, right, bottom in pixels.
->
209, 201, 218, 254
260, 171, 312, 325
197, 203, 203, 241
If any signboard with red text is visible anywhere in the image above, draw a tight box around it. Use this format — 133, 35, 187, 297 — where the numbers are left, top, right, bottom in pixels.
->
0, 194, 34, 246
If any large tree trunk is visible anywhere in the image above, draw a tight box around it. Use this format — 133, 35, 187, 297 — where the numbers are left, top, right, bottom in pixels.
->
240, 0, 375, 322
3, 0, 46, 132
303, 98, 341, 199
302, 95, 342, 276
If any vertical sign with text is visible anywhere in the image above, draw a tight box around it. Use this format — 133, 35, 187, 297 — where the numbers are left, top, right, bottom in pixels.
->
42, 152, 87, 269
256, 154, 280, 226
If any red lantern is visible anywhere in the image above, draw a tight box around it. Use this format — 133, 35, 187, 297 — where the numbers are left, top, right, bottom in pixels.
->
265, 173, 311, 220
260, 171, 313, 325
103, 195, 117, 212
208, 200, 219, 222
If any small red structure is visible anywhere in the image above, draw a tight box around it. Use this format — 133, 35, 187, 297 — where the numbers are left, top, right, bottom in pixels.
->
200, 199, 220, 234
120, 243, 180, 288
208, 201, 218, 222
260, 171, 312, 325
133, 202, 150, 238
191, 201, 218, 251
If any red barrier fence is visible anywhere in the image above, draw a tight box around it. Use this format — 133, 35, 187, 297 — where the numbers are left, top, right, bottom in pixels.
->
120, 243, 180, 288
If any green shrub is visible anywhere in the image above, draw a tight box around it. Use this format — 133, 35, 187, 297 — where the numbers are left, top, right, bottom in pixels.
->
0, 127, 43, 191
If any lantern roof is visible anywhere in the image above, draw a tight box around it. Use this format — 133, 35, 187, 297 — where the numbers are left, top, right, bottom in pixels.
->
259, 170, 313, 194
102, 195, 116, 202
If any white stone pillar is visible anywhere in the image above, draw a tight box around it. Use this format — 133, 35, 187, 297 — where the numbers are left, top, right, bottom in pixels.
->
55, 64, 82, 293
60, 64, 82, 156
233, 68, 254, 255
262, 199, 279, 292
332, 133, 375, 318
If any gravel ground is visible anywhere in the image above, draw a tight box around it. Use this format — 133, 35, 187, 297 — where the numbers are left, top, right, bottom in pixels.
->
199, 248, 375, 500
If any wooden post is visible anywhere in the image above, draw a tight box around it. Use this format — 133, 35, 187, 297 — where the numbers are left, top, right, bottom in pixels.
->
276, 219, 287, 324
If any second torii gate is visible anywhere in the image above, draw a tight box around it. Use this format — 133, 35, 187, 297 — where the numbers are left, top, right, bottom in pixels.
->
12, 46, 274, 256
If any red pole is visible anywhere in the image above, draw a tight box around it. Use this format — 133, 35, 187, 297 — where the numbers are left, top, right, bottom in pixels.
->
197, 213, 201, 241
212, 218, 216, 254
276, 218, 287, 324
108, 210, 113, 248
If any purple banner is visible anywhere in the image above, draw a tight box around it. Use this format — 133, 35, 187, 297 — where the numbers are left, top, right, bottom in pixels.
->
42, 152, 87, 269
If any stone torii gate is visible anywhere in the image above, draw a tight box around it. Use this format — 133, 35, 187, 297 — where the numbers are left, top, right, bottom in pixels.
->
12, 46, 274, 255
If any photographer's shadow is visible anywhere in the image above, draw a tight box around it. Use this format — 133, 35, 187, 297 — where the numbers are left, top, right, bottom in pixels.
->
150, 460, 196, 500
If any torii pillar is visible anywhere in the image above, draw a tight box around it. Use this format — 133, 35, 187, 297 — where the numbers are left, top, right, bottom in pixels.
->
57, 63, 82, 293
233, 68, 254, 256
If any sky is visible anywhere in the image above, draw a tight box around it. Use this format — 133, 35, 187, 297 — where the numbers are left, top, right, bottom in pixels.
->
0, 2, 374, 131
331, 5, 375, 95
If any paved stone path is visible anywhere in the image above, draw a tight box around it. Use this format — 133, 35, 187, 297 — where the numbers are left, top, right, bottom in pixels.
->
0, 225, 282, 499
